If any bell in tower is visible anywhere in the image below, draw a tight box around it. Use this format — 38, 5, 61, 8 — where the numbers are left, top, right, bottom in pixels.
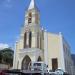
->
28, 12, 32, 24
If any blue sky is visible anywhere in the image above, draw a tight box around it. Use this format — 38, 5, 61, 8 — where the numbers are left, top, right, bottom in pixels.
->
0, 0, 75, 53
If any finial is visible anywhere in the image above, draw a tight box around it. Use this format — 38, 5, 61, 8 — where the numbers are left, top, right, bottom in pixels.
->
42, 27, 44, 30
28, 0, 35, 10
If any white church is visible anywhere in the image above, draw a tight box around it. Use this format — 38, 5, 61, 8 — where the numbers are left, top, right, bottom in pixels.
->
13, 0, 75, 74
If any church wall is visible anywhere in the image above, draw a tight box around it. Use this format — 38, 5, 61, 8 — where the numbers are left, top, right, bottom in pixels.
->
16, 48, 44, 69
47, 32, 74, 74
13, 36, 24, 69
62, 37, 75, 75
19, 38, 24, 49
13, 41, 19, 69
44, 31, 48, 65
31, 37, 36, 48
47, 33, 65, 71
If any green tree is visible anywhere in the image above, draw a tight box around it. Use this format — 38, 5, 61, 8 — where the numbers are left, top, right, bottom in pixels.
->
0, 51, 2, 63
0, 48, 14, 67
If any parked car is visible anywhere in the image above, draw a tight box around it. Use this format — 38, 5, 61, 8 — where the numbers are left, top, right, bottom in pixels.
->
31, 62, 47, 72
55, 68, 64, 75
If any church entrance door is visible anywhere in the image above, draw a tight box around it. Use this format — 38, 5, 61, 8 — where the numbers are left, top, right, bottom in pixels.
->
21, 55, 31, 70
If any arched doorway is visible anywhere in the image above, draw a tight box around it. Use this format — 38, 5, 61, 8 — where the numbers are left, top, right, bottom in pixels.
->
21, 55, 31, 70
37, 56, 42, 61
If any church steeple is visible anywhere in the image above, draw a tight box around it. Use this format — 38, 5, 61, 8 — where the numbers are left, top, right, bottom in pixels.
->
25, 0, 40, 25
28, 0, 36, 10
23, 0, 42, 49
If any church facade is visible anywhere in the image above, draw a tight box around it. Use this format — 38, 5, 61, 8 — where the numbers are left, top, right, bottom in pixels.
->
13, 0, 75, 74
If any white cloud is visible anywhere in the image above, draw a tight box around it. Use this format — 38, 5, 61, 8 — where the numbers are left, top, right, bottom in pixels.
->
2, 0, 13, 8
0, 43, 9, 50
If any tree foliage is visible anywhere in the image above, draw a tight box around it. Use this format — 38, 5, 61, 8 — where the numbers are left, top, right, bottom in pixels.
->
0, 48, 14, 67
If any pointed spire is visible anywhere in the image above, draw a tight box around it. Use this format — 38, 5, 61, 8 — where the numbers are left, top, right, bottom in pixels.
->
28, 0, 36, 10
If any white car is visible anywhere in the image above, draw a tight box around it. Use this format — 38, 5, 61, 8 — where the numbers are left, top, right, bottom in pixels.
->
47, 68, 64, 75
47, 69, 55, 75
55, 68, 64, 75
31, 62, 47, 72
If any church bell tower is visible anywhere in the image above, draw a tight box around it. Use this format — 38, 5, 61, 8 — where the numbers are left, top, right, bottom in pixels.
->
23, 0, 43, 49
13, 0, 44, 70
25, 0, 40, 25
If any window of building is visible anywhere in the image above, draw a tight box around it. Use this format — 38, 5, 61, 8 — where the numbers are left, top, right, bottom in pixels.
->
29, 13, 32, 17
24, 32, 27, 48
40, 36, 41, 49
52, 58, 58, 71
42, 30, 44, 40
29, 32, 32, 48
28, 18, 32, 23
37, 32, 39, 48
37, 56, 42, 61
28, 13, 32, 24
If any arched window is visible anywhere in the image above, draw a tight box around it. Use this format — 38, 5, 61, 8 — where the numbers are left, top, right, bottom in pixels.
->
37, 32, 39, 48
29, 13, 32, 17
28, 13, 32, 24
24, 32, 27, 48
40, 36, 42, 49
37, 56, 42, 61
29, 32, 32, 48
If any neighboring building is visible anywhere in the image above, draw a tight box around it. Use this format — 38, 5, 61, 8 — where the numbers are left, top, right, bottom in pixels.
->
71, 54, 75, 65
0, 64, 9, 69
71, 54, 75, 69
13, 0, 75, 74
